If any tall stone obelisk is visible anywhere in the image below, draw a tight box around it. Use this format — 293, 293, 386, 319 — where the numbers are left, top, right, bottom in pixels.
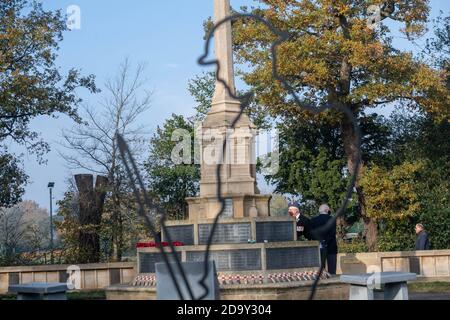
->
210, 0, 238, 111
186, 0, 271, 220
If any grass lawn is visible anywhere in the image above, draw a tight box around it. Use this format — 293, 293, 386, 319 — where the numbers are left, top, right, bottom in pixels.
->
67, 290, 106, 300
408, 282, 450, 293
0, 290, 106, 300
0, 294, 16, 300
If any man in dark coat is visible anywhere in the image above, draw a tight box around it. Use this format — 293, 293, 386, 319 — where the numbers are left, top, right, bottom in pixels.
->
415, 223, 430, 250
310, 204, 338, 275
288, 202, 311, 240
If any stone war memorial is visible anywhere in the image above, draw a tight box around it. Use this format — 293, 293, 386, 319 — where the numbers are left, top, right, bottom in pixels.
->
105, 0, 345, 301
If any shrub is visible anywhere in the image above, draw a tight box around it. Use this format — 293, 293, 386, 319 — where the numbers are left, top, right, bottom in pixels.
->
338, 239, 368, 253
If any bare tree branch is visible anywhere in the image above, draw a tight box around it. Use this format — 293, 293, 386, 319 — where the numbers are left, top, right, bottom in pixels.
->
58, 58, 153, 261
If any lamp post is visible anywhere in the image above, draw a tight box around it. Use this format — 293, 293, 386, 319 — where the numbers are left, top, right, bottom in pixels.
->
48, 182, 55, 264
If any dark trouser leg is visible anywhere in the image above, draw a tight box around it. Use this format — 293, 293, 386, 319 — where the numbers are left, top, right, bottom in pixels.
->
327, 254, 337, 275
320, 248, 327, 269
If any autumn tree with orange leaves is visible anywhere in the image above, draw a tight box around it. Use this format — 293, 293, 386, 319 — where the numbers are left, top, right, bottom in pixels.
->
232, 0, 449, 251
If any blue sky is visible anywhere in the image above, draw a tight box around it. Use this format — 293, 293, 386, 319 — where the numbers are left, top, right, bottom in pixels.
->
13, 0, 450, 210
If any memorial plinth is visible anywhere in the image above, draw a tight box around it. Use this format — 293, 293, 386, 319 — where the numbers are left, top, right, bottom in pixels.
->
138, 242, 320, 274
107, 209, 337, 300
133, 215, 323, 280
186, 194, 272, 220
113, 214, 326, 300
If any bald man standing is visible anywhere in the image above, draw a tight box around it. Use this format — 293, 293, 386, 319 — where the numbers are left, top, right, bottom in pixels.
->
311, 204, 338, 275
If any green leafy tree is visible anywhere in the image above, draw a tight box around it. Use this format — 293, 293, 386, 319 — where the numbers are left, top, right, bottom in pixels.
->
0, 0, 97, 154
54, 187, 82, 263
145, 114, 200, 220
376, 163, 450, 252
360, 161, 423, 221
270, 193, 288, 217
266, 113, 390, 231
187, 72, 216, 122
426, 12, 449, 82
0, 0, 97, 206
232, 0, 449, 250
0, 152, 27, 207
268, 117, 348, 211
373, 110, 450, 251
416, 166, 450, 250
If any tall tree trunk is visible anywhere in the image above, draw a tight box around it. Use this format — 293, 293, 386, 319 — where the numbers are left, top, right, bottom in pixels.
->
336, 13, 378, 251
336, 216, 347, 240
75, 174, 108, 263
340, 115, 378, 251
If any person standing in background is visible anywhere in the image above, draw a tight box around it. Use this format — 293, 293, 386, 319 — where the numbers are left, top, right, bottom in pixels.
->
310, 204, 338, 275
415, 223, 430, 250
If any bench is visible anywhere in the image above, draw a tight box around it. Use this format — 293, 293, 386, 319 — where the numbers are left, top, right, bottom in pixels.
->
340, 272, 417, 300
9, 283, 69, 300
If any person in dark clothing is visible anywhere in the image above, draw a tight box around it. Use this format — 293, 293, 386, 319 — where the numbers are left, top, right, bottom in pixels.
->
310, 204, 338, 275
154, 231, 162, 243
288, 202, 311, 240
415, 223, 430, 250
